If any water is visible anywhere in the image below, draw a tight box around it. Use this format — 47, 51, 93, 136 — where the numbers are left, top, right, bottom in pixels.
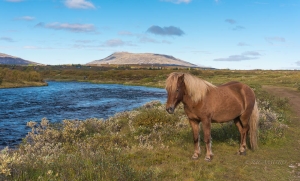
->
0, 81, 166, 148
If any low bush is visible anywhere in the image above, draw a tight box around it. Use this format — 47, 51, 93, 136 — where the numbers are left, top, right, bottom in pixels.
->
0, 93, 289, 180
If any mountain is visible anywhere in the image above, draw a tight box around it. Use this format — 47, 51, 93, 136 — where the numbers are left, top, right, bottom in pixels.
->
87, 52, 198, 67
0, 53, 40, 65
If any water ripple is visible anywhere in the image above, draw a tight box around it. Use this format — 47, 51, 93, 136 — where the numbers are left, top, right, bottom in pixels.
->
0, 81, 166, 148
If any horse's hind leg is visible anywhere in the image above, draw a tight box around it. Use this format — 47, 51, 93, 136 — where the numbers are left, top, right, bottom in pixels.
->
234, 116, 250, 155
234, 118, 245, 154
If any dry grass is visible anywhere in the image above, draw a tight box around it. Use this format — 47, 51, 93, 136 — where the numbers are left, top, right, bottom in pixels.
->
1, 86, 296, 180
1, 68, 300, 180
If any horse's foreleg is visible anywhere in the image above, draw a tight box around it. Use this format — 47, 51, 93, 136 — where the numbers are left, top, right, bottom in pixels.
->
189, 119, 201, 159
202, 120, 213, 161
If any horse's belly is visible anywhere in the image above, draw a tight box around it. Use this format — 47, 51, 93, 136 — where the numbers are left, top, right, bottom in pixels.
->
212, 110, 241, 123
211, 117, 235, 123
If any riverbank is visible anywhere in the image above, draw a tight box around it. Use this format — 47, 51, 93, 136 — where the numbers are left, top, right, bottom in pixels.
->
0, 66, 46, 89
0, 81, 48, 89
1, 68, 300, 180
0, 81, 166, 148
1, 85, 298, 180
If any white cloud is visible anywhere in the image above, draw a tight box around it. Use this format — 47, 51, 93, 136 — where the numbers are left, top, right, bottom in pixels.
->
232, 25, 245, 31
146, 25, 185, 36
162, 40, 172, 44
75, 40, 94, 44
102, 39, 136, 47
139, 36, 159, 44
103, 39, 125, 47
237, 42, 250, 46
118, 31, 133, 36
243, 51, 261, 56
23, 46, 39, 49
14, 16, 35, 21
0, 37, 15, 42
296, 61, 300, 66
265, 36, 286, 44
225, 19, 236, 24
214, 51, 262, 61
5, 0, 23, 2
36, 22, 96, 32
161, 0, 192, 4
64, 0, 96, 9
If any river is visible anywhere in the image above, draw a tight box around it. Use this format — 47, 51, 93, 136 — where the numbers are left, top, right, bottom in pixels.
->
0, 81, 166, 148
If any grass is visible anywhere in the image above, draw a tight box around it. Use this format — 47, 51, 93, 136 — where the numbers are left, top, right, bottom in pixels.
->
1, 85, 298, 180
1, 68, 300, 180
2, 65, 300, 89
0, 66, 47, 88
49, 68, 300, 90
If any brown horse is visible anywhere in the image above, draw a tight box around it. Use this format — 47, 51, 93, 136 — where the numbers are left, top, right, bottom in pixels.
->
165, 72, 259, 161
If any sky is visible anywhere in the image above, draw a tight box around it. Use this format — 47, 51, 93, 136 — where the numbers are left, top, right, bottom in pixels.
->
0, 0, 299, 70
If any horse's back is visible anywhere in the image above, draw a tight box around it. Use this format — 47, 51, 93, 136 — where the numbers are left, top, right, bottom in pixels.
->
217, 81, 256, 108
207, 81, 256, 122
219, 81, 240, 87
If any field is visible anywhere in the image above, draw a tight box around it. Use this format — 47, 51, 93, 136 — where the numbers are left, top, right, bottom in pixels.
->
0, 66, 47, 88
1, 65, 300, 180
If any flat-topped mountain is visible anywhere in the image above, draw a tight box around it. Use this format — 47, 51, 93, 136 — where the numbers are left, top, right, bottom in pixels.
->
0, 53, 40, 65
87, 52, 198, 67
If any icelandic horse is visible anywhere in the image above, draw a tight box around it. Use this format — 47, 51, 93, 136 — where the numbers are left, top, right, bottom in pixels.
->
165, 72, 259, 161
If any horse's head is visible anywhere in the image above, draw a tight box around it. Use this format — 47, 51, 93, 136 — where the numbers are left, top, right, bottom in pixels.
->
166, 73, 185, 114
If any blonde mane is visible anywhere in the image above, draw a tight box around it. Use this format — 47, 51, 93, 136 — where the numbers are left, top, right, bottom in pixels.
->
166, 72, 216, 103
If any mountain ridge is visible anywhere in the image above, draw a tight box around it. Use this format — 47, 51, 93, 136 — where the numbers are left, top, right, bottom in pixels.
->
0, 53, 40, 65
87, 52, 198, 67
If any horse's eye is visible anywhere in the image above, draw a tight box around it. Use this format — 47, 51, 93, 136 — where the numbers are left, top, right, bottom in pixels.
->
176, 89, 179, 92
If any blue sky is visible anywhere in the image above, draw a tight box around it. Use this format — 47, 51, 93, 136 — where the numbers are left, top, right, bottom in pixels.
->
0, 0, 299, 69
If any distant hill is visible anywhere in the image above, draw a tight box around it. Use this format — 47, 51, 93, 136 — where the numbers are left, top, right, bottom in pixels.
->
87, 52, 198, 67
0, 53, 40, 65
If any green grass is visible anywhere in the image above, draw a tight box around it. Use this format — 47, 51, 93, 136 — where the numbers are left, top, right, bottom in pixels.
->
1, 85, 298, 180
1, 67, 300, 180
0, 66, 46, 88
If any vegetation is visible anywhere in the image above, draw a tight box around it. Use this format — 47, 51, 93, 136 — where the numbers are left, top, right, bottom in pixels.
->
1, 65, 300, 180
1, 64, 300, 89
0, 66, 46, 88
1, 87, 299, 180
36, 66, 300, 90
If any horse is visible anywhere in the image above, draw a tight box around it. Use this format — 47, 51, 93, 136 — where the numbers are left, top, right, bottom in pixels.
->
165, 72, 259, 161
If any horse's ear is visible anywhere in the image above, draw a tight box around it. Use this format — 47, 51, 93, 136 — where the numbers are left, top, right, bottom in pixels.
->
178, 74, 185, 83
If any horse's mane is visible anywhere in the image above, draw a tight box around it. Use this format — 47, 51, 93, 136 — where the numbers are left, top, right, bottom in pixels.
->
166, 72, 216, 103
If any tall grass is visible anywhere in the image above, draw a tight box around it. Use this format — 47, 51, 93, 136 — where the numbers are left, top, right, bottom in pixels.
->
0, 87, 290, 180
1, 68, 298, 180
0, 67, 45, 88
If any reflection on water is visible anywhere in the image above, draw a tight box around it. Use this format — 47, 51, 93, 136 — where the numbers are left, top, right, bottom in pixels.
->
0, 81, 166, 148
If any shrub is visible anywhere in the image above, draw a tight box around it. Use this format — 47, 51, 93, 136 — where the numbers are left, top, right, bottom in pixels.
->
0, 90, 290, 180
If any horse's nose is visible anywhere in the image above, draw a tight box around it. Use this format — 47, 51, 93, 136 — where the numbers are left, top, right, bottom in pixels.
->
166, 106, 174, 114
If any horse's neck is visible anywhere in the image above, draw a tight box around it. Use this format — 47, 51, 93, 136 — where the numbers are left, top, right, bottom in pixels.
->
182, 93, 201, 109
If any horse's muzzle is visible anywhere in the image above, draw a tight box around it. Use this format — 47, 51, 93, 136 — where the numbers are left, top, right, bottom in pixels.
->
166, 106, 174, 114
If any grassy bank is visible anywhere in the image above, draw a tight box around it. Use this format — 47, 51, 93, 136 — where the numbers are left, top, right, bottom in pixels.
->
39, 67, 300, 90
2, 65, 300, 89
0, 67, 47, 88
1, 66, 300, 180
1, 84, 298, 180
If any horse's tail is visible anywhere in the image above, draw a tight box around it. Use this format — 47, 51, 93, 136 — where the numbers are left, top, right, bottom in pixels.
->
249, 100, 259, 150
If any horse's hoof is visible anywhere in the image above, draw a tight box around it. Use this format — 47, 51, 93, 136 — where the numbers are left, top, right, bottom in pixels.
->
204, 156, 211, 162
192, 153, 199, 160
239, 151, 246, 156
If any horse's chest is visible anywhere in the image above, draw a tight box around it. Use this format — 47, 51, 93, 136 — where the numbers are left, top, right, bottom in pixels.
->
184, 105, 203, 120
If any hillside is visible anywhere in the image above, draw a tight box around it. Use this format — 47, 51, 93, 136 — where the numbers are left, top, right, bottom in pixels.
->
87, 52, 198, 67
0, 53, 40, 65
